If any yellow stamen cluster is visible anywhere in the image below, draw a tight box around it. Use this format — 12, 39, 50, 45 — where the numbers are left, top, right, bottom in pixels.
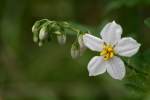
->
100, 44, 115, 61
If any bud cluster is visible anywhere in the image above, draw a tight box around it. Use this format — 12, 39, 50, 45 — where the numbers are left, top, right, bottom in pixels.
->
32, 19, 88, 58
32, 19, 67, 46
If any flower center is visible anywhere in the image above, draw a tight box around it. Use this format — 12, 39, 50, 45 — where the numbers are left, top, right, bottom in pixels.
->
100, 44, 115, 61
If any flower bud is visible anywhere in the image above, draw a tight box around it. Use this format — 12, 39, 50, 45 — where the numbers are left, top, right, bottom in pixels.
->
57, 34, 66, 45
78, 34, 85, 48
32, 22, 40, 34
32, 22, 40, 43
54, 31, 62, 35
33, 36, 38, 43
38, 41, 43, 47
62, 21, 70, 27
39, 25, 48, 41
32, 19, 48, 43
32, 19, 48, 34
78, 34, 86, 56
71, 43, 80, 59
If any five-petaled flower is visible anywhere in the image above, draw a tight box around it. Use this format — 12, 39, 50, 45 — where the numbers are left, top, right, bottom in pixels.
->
83, 21, 141, 80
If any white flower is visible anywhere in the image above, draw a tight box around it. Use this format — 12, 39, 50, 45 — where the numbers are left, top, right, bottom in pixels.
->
83, 21, 141, 80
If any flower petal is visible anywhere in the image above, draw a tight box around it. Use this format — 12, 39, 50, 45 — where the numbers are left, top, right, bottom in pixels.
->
88, 56, 107, 76
106, 56, 125, 80
114, 37, 141, 57
100, 21, 122, 45
83, 34, 104, 52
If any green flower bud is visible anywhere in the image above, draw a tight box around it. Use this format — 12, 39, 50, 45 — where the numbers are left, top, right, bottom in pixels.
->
33, 36, 38, 43
50, 22, 60, 31
57, 34, 66, 45
71, 43, 80, 59
39, 25, 48, 41
38, 41, 43, 47
32, 19, 49, 42
78, 34, 86, 56
61, 21, 70, 28
32, 22, 40, 34
54, 31, 62, 35
32, 19, 48, 34
78, 34, 85, 48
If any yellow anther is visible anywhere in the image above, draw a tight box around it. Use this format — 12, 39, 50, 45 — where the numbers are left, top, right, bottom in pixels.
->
104, 57, 108, 61
104, 53, 109, 61
104, 56, 108, 61
110, 52, 114, 58
107, 47, 113, 52
100, 44, 115, 61
100, 50, 107, 56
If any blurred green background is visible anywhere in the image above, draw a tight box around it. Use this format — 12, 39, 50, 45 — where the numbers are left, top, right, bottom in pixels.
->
0, 0, 150, 100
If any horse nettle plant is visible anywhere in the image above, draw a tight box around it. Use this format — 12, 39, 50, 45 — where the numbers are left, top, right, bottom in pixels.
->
32, 19, 144, 80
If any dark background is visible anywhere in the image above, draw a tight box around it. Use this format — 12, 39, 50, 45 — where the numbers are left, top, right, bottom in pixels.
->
0, 0, 150, 100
